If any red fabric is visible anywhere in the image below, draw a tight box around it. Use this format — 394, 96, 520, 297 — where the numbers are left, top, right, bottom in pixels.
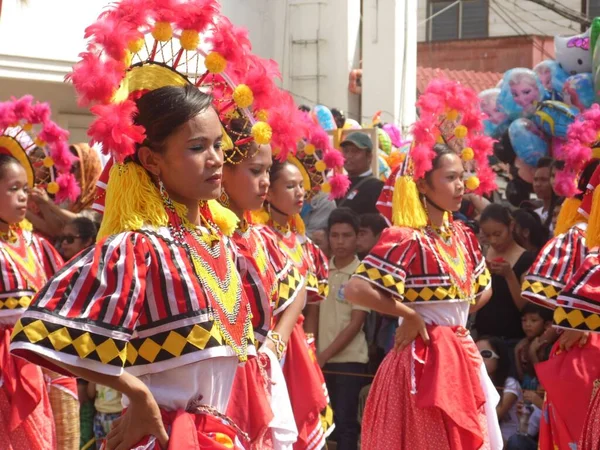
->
227, 353, 274, 448
122, 408, 245, 450
361, 326, 490, 450
47, 375, 78, 400
536, 334, 600, 450
579, 386, 600, 450
282, 320, 327, 450
0, 328, 42, 431
0, 327, 55, 450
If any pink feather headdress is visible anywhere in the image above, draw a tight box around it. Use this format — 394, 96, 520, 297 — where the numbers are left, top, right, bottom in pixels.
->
408, 79, 496, 195
70, 0, 304, 165
556, 103, 600, 197
0, 96, 80, 203
285, 112, 349, 201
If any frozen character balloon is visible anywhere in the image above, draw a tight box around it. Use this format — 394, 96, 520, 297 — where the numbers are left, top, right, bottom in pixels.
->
498, 68, 545, 118
555, 28, 592, 75
533, 60, 569, 100
508, 118, 549, 166
479, 88, 509, 136
532, 100, 578, 139
562, 73, 595, 111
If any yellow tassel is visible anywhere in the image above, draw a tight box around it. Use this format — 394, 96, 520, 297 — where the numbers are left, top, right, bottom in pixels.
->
207, 200, 238, 237
18, 219, 33, 231
391, 175, 428, 229
249, 208, 270, 225
554, 198, 585, 237
291, 214, 306, 236
586, 187, 600, 248
97, 162, 234, 240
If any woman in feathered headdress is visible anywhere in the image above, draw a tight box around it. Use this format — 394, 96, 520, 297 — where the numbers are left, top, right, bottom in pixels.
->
213, 55, 309, 447
249, 114, 349, 450
343, 79, 503, 449
0, 96, 78, 449
520, 106, 600, 450
9, 1, 290, 448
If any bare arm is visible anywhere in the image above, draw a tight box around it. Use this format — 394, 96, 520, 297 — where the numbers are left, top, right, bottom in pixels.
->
469, 288, 492, 313
507, 273, 528, 311
318, 309, 368, 367
39, 356, 168, 449
496, 391, 519, 420
303, 303, 319, 336
345, 278, 429, 349
270, 286, 306, 345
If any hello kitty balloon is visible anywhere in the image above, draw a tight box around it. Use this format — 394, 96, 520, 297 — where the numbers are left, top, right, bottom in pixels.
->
555, 28, 592, 75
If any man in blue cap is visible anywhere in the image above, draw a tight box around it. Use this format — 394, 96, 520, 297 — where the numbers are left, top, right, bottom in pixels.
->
337, 132, 384, 216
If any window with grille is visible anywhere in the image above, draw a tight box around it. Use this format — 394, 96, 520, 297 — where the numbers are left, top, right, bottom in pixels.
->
588, 0, 600, 18
428, 0, 489, 42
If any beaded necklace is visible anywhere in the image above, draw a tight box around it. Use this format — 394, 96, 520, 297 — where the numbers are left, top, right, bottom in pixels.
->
163, 196, 250, 361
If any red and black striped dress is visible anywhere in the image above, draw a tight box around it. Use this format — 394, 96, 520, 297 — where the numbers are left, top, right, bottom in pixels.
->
520, 223, 598, 450
0, 227, 62, 450
227, 221, 305, 448
10, 221, 256, 449
551, 249, 600, 450
264, 224, 333, 450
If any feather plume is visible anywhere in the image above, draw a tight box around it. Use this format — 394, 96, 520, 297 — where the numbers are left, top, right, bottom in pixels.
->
329, 173, 350, 199
88, 101, 146, 161
55, 173, 81, 204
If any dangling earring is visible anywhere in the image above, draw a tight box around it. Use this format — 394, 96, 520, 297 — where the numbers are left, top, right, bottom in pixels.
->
219, 189, 230, 207
158, 178, 174, 210
421, 195, 429, 219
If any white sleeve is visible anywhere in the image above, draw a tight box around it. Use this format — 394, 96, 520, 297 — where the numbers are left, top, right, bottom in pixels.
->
504, 377, 522, 398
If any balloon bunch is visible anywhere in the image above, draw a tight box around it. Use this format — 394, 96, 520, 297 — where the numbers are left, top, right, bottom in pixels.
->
480, 26, 598, 205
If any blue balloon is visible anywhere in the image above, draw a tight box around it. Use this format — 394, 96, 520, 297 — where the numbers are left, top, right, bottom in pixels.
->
532, 101, 578, 139
508, 118, 549, 166
498, 68, 545, 118
534, 60, 569, 99
563, 73, 595, 111
312, 105, 337, 131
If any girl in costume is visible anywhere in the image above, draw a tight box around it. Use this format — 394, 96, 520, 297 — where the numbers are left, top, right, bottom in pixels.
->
344, 79, 503, 450
521, 113, 600, 450
252, 132, 348, 450
219, 115, 308, 447
10, 1, 296, 448
0, 97, 80, 449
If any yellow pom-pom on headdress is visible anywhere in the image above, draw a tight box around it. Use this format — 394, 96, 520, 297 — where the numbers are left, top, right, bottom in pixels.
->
205, 52, 227, 74
152, 21, 173, 42
180, 30, 200, 51
465, 176, 480, 191
233, 84, 254, 109
315, 160, 327, 172
321, 182, 331, 194
256, 110, 268, 122
461, 147, 474, 161
47, 181, 59, 195
42, 156, 54, 168
252, 122, 272, 145
128, 38, 145, 53
22, 123, 33, 132
303, 144, 316, 155
34, 138, 45, 147
454, 125, 468, 139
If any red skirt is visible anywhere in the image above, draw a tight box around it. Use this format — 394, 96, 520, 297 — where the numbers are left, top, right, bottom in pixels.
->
227, 352, 275, 449
110, 407, 248, 450
579, 384, 600, 450
536, 334, 600, 450
282, 321, 328, 450
0, 326, 55, 450
361, 326, 490, 450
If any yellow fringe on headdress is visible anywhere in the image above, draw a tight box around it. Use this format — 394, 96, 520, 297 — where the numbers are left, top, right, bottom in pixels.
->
291, 213, 306, 236
207, 200, 238, 237
97, 161, 236, 240
18, 219, 33, 231
248, 208, 305, 235
391, 175, 428, 229
586, 187, 600, 248
554, 198, 585, 237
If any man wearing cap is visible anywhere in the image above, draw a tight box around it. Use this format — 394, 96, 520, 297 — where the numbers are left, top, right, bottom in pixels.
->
337, 132, 384, 216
